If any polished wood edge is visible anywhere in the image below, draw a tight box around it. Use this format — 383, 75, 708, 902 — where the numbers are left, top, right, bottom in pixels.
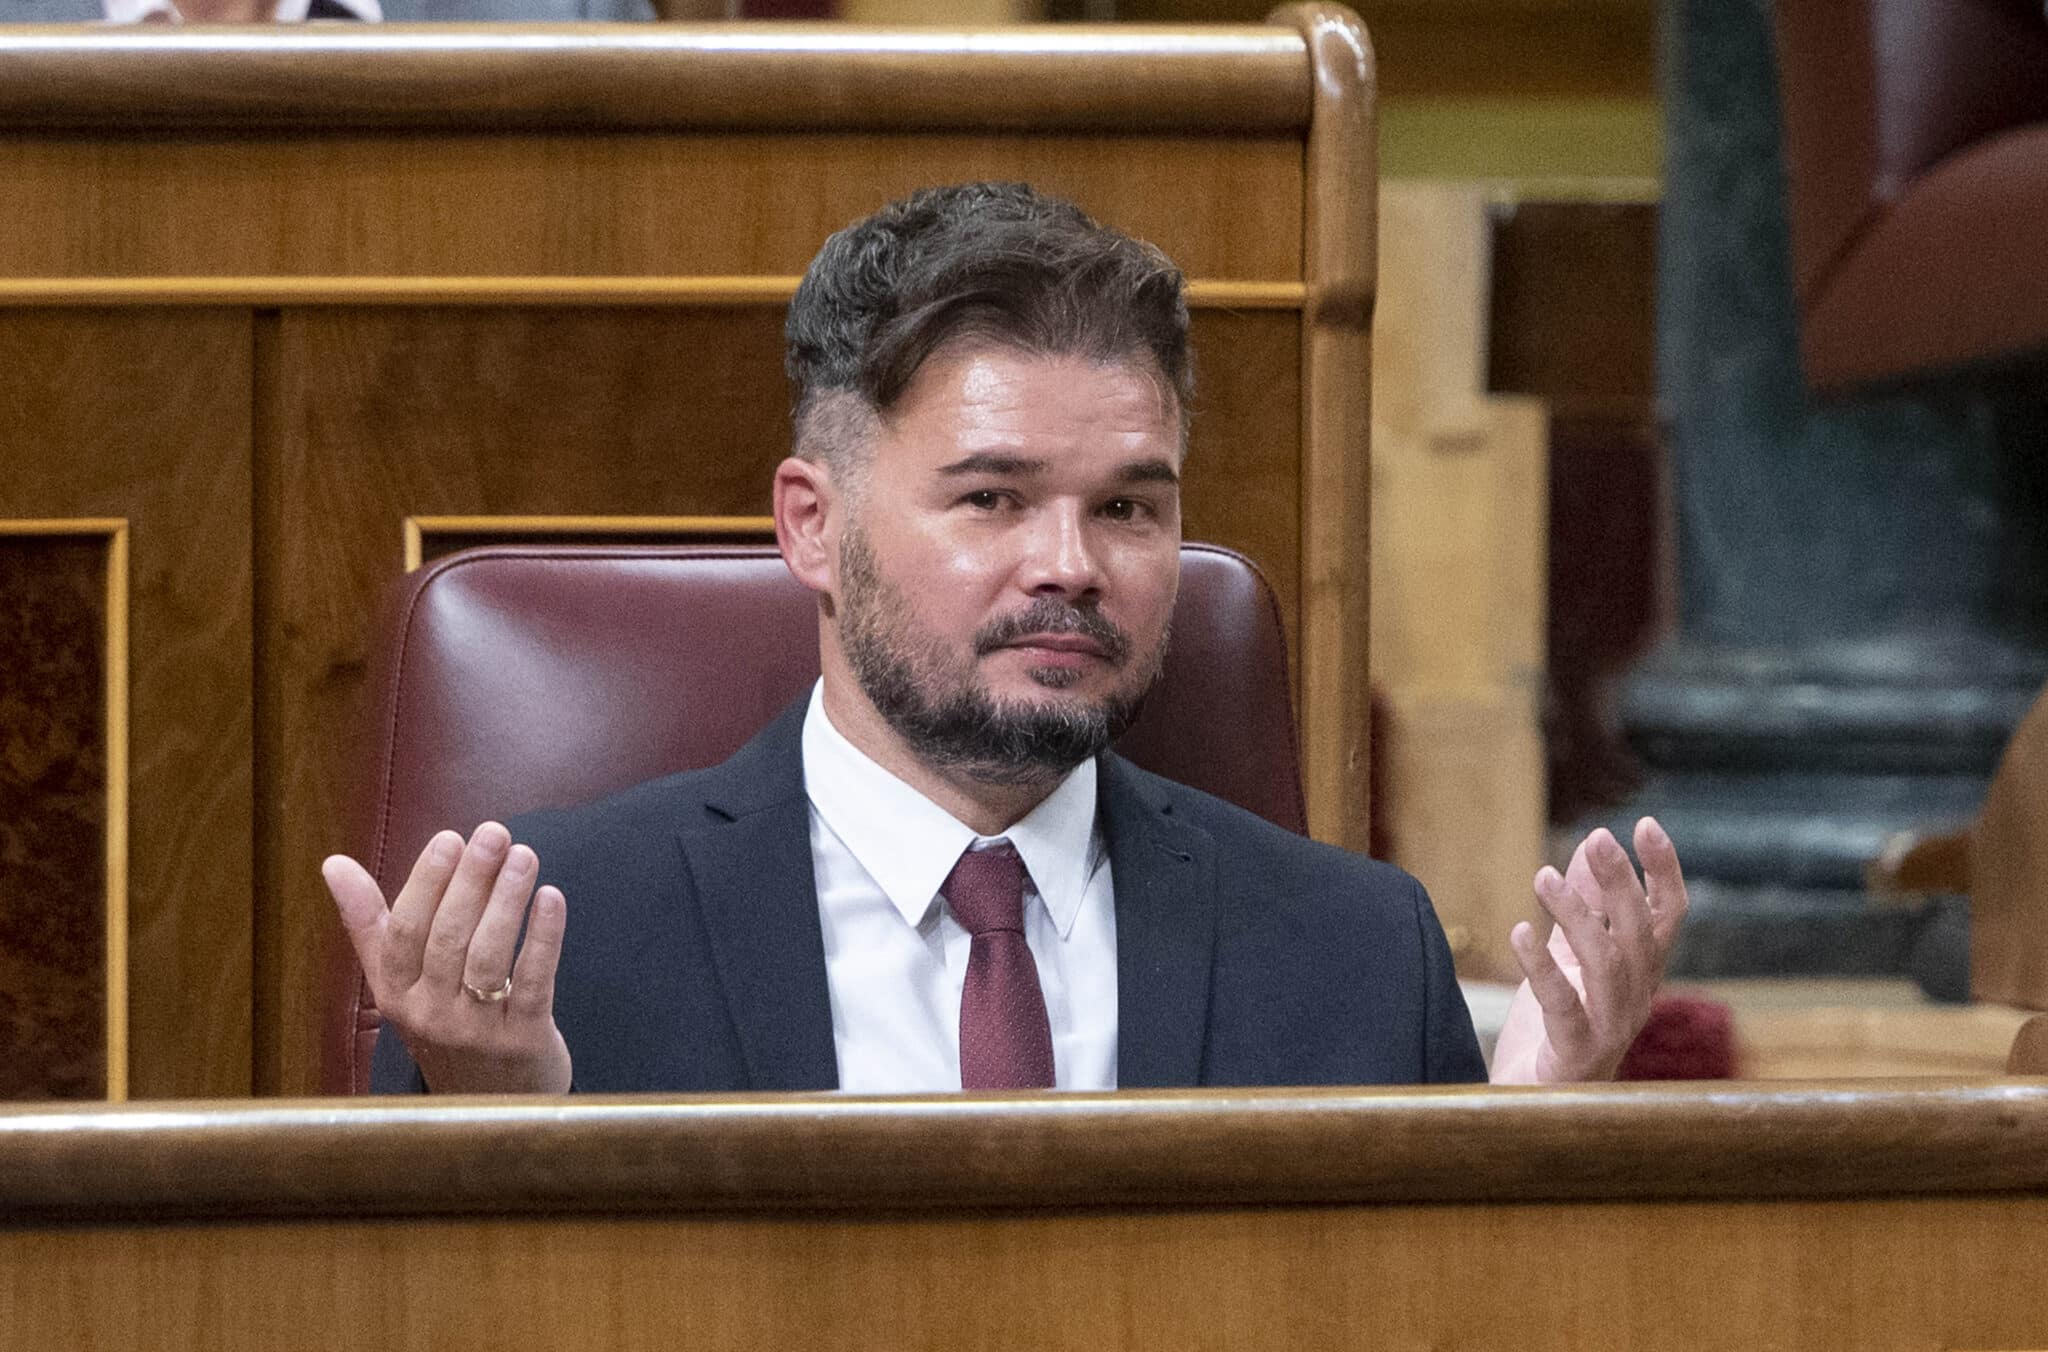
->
0, 278, 1307, 308
5, 1082, 2048, 1222
402, 515, 778, 571
0, 25, 1311, 131
0, 519, 129, 1102
0, 517, 132, 533
1272, 3, 1374, 850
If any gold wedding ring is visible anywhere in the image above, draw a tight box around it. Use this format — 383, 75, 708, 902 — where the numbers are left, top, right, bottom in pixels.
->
462, 975, 513, 1004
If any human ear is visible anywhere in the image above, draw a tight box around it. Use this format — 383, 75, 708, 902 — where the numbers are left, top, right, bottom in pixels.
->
773, 456, 839, 595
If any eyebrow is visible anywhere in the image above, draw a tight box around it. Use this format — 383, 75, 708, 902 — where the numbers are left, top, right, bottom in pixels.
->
935, 453, 1181, 486
936, 453, 1046, 477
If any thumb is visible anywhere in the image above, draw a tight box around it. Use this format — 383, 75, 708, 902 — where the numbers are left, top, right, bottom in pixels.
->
322, 854, 390, 970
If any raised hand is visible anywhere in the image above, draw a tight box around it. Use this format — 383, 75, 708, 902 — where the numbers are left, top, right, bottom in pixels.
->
323, 821, 572, 1093
1490, 816, 1689, 1084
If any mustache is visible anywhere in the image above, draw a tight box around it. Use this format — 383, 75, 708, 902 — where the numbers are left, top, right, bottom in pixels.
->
974, 599, 1132, 665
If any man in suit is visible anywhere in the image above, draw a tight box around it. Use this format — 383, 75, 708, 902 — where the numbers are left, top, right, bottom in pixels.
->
324, 181, 1688, 1095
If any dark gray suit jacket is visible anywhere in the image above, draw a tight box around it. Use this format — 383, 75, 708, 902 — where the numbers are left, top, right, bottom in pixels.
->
373, 700, 1487, 1092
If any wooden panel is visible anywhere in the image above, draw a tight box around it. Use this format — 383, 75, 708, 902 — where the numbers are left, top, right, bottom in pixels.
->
3, 1086, 2048, 1349
408, 516, 778, 570
1179, 309, 1302, 652
0, 132, 1303, 283
2, 1196, 2047, 1351
0, 314, 253, 1100
260, 303, 1302, 1094
0, 533, 110, 1098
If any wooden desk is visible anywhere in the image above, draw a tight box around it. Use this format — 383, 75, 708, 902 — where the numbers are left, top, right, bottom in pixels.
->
5, 1084, 2048, 1348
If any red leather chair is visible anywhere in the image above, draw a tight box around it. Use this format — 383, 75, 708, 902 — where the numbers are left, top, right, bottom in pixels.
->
322, 543, 1306, 1093
1776, 0, 2048, 389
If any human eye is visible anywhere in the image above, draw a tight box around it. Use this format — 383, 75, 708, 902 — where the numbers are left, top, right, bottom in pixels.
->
1100, 496, 1153, 523
959, 487, 1015, 512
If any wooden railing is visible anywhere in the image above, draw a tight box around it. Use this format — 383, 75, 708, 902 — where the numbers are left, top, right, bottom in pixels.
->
5, 1084, 2048, 1348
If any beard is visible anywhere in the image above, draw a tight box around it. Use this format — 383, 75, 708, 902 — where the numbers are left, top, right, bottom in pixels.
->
836, 522, 1169, 786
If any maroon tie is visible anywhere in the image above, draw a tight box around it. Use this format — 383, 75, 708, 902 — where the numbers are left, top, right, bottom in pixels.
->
945, 842, 1055, 1090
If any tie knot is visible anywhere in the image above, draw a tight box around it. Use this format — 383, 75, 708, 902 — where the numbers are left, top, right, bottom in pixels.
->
944, 842, 1028, 936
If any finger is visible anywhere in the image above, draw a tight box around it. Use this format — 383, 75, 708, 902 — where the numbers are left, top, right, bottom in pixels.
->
1534, 867, 1615, 973
462, 842, 538, 993
419, 822, 513, 992
1531, 867, 1585, 972
1635, 816, 1692, 951
1586, 828, 1652, 954
322, 854, 392, 988
381, 830, 465, 991
508, 885, 567, 1020
1510, 919, 1590, 1036
1562, 835, 1598, 905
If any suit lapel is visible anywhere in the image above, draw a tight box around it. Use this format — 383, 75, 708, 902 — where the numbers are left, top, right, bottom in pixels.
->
1100, 754, 1218, 1088
678, 701, 840, 1091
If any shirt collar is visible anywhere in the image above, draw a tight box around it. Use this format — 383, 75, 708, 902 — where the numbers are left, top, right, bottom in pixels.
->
801, 681, 1099, 938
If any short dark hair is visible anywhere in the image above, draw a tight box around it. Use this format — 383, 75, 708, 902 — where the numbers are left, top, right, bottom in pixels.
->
784, 181, 1192, 469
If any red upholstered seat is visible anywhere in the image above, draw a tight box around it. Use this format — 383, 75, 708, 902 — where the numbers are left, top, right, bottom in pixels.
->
321, 543, 1304, 1094
1777, 0, 2048, 388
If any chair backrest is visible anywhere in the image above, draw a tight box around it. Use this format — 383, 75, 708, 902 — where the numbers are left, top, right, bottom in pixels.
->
323, 542, 1304, 1093
1776, 0, 2048, 386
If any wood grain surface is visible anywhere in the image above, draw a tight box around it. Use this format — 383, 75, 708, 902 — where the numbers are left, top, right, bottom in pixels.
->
8, 1086, 2048, 1348
1277, 3, 1375, 850
7, 1082, 2048, 1216
1, 1195, 2045, 1351
0, 535, 108, 1098
407, 515, 779, 570
0, 133, 1302, 282
0, 26, 1308, 131
0, 313, 254, 1099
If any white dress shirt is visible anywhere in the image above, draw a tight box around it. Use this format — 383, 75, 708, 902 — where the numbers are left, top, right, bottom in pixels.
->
801, 682, 1119, 1092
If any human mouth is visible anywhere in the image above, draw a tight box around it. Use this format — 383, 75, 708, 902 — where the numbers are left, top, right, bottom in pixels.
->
976, 602, 1131, 666
1005, 633, 1108, 657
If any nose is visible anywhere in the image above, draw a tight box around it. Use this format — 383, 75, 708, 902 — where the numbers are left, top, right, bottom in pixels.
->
1020, 503, 1103, 601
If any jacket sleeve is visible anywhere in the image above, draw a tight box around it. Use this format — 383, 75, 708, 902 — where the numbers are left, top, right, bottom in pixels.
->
1411, 875, 1490, 1083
